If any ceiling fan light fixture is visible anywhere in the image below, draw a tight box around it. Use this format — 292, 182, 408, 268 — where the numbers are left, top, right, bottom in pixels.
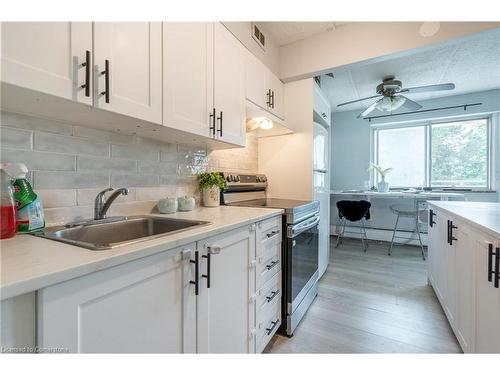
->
378, 96, 405, 112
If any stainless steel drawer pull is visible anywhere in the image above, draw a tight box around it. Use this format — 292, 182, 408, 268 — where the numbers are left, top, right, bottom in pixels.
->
266, 290, 279, 303
266, 320, 280, 335
265, 260, 279, 271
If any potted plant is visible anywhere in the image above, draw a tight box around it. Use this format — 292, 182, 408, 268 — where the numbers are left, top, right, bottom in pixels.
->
197, 172, 227, 207
368, 163, 393, 192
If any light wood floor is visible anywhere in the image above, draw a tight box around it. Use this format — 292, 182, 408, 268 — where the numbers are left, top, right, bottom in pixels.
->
265, 238, 461, 353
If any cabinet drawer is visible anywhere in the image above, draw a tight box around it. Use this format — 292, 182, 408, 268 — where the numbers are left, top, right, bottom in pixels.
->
257, 216, 281, 242
256, 241, 281, 287
256, 271, 281, 313
256, 295, 281, 353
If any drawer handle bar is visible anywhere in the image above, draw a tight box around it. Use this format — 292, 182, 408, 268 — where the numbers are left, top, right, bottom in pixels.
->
266, 290, 279, 303
266, 320, 280, 335
266, 230, 280, 239
190, 251, 199, 296
265, 260, 279, 271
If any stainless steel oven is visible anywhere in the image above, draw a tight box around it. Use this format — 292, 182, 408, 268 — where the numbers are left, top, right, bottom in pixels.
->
220, 172, 320, 337
283, 213, 320, 336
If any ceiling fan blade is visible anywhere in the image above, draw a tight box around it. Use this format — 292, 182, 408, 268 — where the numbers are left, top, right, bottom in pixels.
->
357, 98, 383, 118
400, 83, 455, 94
337, 95, 382, 107
400, 96, 423, 111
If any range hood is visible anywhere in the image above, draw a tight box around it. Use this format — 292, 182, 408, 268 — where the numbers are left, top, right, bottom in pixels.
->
245, 100, 292, 138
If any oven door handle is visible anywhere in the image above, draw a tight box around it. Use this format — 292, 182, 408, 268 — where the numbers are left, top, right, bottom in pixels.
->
289, 215, 320, 238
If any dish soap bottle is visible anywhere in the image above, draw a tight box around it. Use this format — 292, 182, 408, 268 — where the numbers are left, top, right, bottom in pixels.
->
4, 163, 45, 233
0, 165, 17, 239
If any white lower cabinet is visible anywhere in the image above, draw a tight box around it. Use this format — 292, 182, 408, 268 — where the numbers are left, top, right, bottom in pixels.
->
428, 206, 500, 353
38, 243, 197, 353
197, 226, 256, 353
37, 216, 282, 353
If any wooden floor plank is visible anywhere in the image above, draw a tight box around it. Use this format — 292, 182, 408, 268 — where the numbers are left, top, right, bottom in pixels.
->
265, 238, 461, 353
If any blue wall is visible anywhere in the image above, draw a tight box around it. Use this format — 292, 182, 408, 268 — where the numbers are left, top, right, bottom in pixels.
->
330, 89, 500, 201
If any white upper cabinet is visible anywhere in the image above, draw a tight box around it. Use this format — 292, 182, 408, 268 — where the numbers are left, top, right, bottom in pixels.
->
197, 226, 256, 353
245, 50, 285, 120
213, 23, 246, 146
314, 84, 331, 127
246, 52, 268, 109
163, 22, 214, 137
1, 22, 93, 105
93, 22, 162, 124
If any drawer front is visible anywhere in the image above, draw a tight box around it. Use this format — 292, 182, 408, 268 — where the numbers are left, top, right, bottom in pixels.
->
256, 271, 281, 313
256, 295, 281, 353
256, 241, 281, 287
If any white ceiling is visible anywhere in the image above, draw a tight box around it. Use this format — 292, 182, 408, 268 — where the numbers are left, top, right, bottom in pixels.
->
260, 22, 348, 46
318, 28, 500, 113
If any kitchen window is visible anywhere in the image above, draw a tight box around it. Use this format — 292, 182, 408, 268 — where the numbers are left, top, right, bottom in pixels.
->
372, 117, 491, 189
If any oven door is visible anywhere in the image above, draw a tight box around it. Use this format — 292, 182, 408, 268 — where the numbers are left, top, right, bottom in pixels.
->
287, 214, 320, 314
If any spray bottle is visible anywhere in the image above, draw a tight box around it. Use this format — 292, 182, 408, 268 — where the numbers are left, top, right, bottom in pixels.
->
2, 163, 45, 233
0, 165, 17, 239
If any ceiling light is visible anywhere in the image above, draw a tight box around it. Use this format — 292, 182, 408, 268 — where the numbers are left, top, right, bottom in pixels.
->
419, 22, 441, 37
378, 96, 406, 112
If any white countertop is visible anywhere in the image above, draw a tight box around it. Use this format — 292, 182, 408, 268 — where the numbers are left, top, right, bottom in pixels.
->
428, 201, 500, 239
331, 190, 465, 199
0, 206, 283, 300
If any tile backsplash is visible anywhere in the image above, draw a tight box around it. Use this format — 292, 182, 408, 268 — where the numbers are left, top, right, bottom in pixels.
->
0, 111, 258, 224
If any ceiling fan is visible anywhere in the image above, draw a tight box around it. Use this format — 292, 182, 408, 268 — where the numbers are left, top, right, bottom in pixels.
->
336, 76, 455, 118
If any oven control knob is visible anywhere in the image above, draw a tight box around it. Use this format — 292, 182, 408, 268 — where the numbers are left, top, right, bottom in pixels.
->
235, 175, 240, 182
226, 175, 232, 182
256, 176, 261, 182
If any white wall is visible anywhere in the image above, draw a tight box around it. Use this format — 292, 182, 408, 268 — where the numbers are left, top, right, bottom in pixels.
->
280, 23, 500, 81
330, 89, 500, 201
258, 79, 314, 200
222, 22, 280, 76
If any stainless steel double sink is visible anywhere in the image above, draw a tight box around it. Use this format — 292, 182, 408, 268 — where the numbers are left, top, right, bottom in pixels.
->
35, 215, 211, 250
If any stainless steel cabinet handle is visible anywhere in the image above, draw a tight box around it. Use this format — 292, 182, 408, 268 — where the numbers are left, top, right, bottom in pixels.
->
100, 59, 110, 103
270, 90, 275, 108
266, 89, 271, 107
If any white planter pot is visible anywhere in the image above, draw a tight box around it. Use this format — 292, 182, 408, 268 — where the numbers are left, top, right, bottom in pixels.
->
202, 187, 220, 207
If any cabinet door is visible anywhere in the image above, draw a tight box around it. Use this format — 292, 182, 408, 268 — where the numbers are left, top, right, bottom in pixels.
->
267, 72, 285, 119
38, 244, 197, 353
245, 51, 267, 109
429, 211, 447, 303
197, 226, 256, 353
475, 237, 500, 353
454, 224, 476, 353
163, 22, 214, 137
1, 22, 92, 105
94, 22, 162, 124
213, 23, 246, 146
313, 84, 331, 127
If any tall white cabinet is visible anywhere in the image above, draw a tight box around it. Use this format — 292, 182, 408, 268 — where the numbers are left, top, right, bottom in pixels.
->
1, 22, 93, 105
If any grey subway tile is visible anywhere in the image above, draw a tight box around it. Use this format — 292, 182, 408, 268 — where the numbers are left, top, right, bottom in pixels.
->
1, 149, 75, 171
111, 174, 159, 188
33, 171, 109, 189
35, 132, 109, 157
111, 144, 159, 161
73, 126, 135, 145
1, 127, 32, 150
1, 111, 73, 135
77, 156, 137, 173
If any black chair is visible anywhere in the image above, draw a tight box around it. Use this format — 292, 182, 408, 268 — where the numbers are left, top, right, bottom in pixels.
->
335, 200, 372, 252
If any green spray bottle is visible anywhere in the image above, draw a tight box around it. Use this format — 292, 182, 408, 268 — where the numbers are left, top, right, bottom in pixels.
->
3, 163, 45, 233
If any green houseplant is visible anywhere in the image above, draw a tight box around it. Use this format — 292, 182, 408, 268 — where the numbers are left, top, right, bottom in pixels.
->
368, 163, 393, 192
197, 172, 227, 207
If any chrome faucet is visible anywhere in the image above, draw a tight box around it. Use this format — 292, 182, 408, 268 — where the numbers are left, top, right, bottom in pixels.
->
94, 187, 129, 220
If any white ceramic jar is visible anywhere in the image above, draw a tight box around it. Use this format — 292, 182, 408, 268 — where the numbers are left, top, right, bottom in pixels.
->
178, 196, 195, 211
157, 197, 178, 214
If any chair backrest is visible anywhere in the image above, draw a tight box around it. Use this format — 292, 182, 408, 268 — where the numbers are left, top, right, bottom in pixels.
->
337, 200, 371, 222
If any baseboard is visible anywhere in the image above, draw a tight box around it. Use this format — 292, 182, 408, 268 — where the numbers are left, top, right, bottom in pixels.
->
330, 225, 428, 246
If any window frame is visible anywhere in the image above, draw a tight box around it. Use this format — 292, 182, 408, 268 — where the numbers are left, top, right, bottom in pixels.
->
371, 115, 492, 191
